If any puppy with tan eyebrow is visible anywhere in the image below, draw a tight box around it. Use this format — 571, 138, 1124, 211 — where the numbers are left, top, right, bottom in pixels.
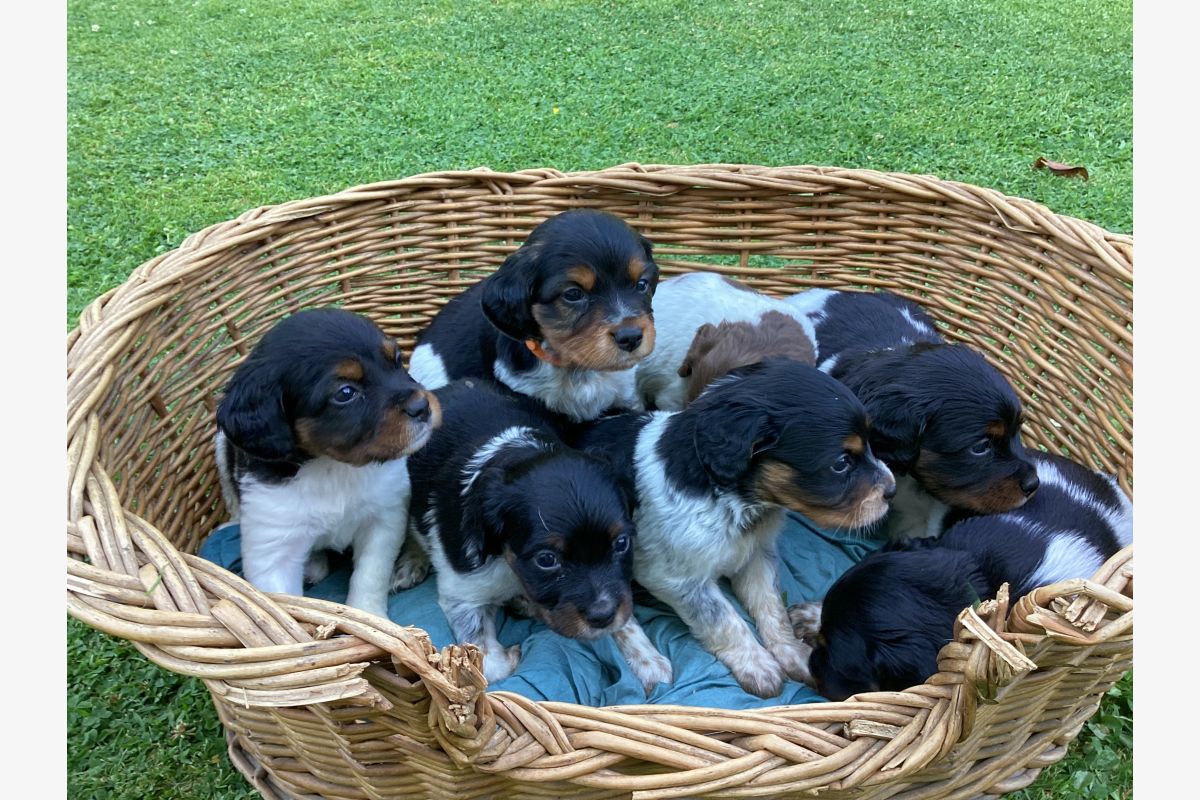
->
214, 308, 440, 618
574, 358, 896, 698
408, 209, 659, 423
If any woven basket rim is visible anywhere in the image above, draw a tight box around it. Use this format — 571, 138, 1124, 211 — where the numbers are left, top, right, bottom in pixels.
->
67, 163, 1134, 799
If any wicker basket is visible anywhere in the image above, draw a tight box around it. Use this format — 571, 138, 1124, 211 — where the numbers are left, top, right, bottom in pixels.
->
66, 164, 1133, 800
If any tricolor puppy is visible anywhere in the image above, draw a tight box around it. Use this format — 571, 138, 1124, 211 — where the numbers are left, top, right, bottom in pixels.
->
404, 379, 670, 688
408, 209, 659, 422
784, 289, 1040, 539
634, 272, 817, 410
575, 358, 897, 698
214, 308, 440, 618
790, 451, 1132, 700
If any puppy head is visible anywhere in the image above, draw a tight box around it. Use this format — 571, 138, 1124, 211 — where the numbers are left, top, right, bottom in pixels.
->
483, 451, 636, 639
480, 210, 659, 371
806, 548, 989, 700
688, 358, 896, 529
841, 344, 1039, 514
216, 308, 441, 465
678, 311, 817, 404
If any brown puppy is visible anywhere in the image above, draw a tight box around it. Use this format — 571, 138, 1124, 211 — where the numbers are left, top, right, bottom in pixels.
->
677, 311, 816, 404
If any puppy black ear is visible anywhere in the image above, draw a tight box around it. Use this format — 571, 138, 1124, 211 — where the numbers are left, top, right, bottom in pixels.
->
480, 247, 539, 342
863, 394, 925, 469
693, 407, 773, 485
216, 363, 294, 461
638, 233, 655, 262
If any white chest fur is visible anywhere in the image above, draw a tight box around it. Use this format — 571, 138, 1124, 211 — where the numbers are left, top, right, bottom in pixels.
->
495, 358, 642, 422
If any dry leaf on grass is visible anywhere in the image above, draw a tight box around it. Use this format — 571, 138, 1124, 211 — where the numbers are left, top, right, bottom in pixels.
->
1033, 157, 1089, 180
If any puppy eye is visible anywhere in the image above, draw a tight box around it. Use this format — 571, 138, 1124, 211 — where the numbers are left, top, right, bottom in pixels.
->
831, 454, 853, 474
562, 287, 586, 303
332, 385, 360, 405
534, 551, 561, 570
969, 438, 993, 456
612, 534, 631, 555
635, 278, 650, 294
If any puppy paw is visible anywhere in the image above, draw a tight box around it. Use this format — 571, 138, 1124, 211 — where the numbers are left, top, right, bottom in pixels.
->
788, 602, 823, 641
303, 550, 331, 586
481, 644, 522, 684
726, 647, 785, 699
390, 543, 430, 592
768, 636, 814, 685
629, 650, 674, 694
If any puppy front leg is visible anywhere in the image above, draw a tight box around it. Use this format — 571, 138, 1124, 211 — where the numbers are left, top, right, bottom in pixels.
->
612, 616, 672, 693
241, 521, 311, 598
346, 512, 406, 619
442, 600, 520, 684
788, 601, 823, 642
732, 544, 813, 685
659, 580, 785, 698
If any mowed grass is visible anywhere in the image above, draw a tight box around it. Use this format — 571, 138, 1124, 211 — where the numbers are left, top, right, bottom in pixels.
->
67, 1, 1132, 798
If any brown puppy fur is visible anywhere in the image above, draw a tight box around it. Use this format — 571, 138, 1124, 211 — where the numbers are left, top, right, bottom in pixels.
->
677, 311, 816, 404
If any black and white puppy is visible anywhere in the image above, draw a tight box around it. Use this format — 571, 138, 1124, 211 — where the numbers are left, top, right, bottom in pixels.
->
575, 358, 897, 698
633, 271, 817, 410
214, 308, 440, 618
405, 379, 671, 688
784, 289, 1040, 538
408, 209, 659, 422
790, 451, 1132, 700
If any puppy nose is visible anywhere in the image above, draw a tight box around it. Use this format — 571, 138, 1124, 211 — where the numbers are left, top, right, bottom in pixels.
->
1019, 471, 1040, 497
612, 327, 644, 352
403, 392, 430, 421
585, 596, 618, 629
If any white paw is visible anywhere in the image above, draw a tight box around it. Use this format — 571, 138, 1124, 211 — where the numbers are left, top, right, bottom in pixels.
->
788, 602, 823, 641
303, 550, 331, 586
768, 636, 814, 685
726, 646, 785, 699
481, 644, 522, 684
390, 545, 430, 591
629, 650, 674, 694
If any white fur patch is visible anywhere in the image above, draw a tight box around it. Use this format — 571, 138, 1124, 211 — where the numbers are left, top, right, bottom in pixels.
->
495, 358, 641, 422
226, 443, 412, 618
1026, 527, 1106, 590
1036, 460, 1133, 547
899, 307, 935, 336
408, 343, 451, 390
460, 426, 545, 496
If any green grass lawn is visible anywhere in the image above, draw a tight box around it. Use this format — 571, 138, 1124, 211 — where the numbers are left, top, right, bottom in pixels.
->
67, 1, 1132, 797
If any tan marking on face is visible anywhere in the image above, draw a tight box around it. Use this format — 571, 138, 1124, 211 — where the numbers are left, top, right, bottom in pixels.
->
609, 521, 626, 540
565, 266, 596, 292
294, 389, 437, 466
334, 359, 364, 382
915, 449, 1030, 513
754, 458, 890, 529
628, 257, 646, 285
842, 435, 865, 456
985, 421, 1006, 438
532, 307, 655, 370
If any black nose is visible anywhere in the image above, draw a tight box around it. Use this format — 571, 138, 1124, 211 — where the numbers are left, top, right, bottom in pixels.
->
612, 327, 643, 352
1019, 471, 1040, 497
584, 596, 617, 629
403, 392, 430, 421
883, 481, 898, 501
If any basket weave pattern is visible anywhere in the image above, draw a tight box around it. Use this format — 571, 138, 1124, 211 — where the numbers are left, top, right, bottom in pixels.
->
66, 164, 1132, 799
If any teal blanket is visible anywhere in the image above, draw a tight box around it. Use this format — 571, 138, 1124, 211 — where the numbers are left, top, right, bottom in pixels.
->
199, 513, 878, 708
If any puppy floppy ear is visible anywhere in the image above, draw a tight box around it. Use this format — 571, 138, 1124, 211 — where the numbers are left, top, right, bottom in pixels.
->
863, 392, 926, 469
678, 323, 719, 378
693, 406, 778, 486
481, 247, 540, 342
216, 363, 294, 461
